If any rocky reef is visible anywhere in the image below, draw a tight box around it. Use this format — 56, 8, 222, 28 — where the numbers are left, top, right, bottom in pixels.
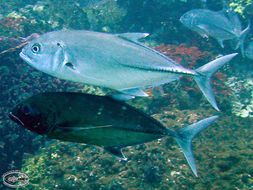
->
0, 0, 252, 189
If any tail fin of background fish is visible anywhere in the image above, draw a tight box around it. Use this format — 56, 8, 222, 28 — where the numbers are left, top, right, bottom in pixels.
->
237, 21, 250, 57
193, 53, 238, 111
174, 115, 219, 177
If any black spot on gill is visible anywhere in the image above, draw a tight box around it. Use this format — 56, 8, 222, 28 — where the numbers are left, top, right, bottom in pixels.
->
65, 62, 75, 70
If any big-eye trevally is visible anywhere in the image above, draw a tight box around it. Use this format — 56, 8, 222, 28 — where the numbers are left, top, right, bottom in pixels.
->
9, 92, 219, 176
180, 8, 250, 55
19, 30, 237, 111
246, 41, 253, 60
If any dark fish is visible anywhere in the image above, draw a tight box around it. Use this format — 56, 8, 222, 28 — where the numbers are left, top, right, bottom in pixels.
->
9, 92, 218, 176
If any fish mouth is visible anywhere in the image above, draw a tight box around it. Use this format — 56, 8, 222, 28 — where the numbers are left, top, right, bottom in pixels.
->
9, 112, 25, 127
19, 52, 33, 64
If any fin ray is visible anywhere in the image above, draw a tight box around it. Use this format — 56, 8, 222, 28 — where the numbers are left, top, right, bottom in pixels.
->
193, 53, 238, 111
174, 115, 219, 177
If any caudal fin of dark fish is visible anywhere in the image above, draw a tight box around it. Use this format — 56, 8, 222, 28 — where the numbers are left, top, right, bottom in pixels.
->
174, 115, 219, 177
193, 53, 238, 111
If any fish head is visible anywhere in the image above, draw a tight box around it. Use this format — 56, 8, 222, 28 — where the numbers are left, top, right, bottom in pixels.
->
19, 34, 68, 76
180, 12, 193, 27
180, 10, 200, 28
9, 102, 48, 135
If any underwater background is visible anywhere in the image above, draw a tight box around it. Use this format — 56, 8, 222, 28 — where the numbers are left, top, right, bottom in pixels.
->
0, 0, 252, 189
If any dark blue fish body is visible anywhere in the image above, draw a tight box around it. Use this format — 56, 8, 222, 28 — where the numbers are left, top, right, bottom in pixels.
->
9, 92, 218, 176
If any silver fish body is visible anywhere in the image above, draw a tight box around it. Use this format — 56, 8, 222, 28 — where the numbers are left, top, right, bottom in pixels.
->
20, 30, 195, 89
180, 9, 237, 42
20, 30, 237, 110
180, 9, 250, 55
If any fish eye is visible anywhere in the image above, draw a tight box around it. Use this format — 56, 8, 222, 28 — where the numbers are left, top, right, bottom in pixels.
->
21, 104, 39, 116
21, 105, 32, 115
31, 43, 41, 53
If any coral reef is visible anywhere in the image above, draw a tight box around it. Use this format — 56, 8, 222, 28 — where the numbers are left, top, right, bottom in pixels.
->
226, 76, 253, 117
0, 0, 252, 189
228, 0, 253, 17
155, 43, 213, 68
85, 0, 127, 32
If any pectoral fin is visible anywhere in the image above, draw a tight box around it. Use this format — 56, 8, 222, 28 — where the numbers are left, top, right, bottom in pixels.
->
109, 94, 135, 101
120, 88, 149, 97
105, 147, 127, 161
109, 88, 148, 101
117, 32, 149, 43
197, 24, 209, 33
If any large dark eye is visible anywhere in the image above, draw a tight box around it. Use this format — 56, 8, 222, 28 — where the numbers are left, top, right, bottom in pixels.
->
21, 105, 32, 115
21, 104, 39, 117
31, 43, 41, 53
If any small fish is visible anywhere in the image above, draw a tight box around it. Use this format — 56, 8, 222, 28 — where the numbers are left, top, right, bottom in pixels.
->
19, 30, 237, 110
9, 92, 218, 176
180, 8, 250, 55
246, 41, 253, 60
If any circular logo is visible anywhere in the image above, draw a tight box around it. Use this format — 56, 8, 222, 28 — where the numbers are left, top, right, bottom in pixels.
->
2, 170, 29, 188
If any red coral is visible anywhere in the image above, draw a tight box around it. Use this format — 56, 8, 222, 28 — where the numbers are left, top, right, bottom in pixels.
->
149, 44, 232, 105
0, 17, 28, 33
155, 43, 213, 68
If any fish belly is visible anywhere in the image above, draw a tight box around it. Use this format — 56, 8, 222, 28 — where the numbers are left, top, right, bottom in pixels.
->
49, 127, 163, 148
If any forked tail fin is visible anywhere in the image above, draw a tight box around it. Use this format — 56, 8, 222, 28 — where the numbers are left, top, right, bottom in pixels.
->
174, 115, 219, 177
193, 53, 238, 111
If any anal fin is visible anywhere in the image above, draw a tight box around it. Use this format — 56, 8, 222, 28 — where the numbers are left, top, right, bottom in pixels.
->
105, 147, 127, 161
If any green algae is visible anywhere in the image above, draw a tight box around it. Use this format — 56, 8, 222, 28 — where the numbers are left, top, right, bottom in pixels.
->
0, 66, 10, 76
226, 77, 253, 117
229, 0, 252, 17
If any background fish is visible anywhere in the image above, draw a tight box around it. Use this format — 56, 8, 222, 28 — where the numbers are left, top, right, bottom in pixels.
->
9, 92, 218, 177
246, 41, 253, 60
180, 8, 250, 56
19, 30, 237, 111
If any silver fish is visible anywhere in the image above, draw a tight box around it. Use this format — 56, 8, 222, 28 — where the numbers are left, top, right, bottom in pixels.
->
180, 9, 250, 55
19, 30, 237, 110
246, 41, 253, 60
